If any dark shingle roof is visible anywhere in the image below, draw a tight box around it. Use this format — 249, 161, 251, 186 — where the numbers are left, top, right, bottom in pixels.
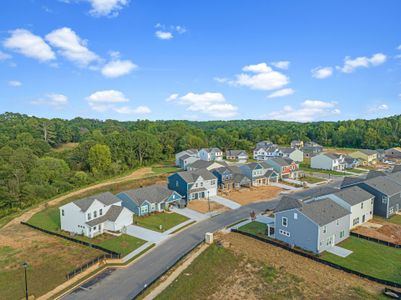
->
274, 196, 303, 213
291, 186, 339, 201
366, 170, 386, 180
86, 205, 125, 227
300, 198, 350, 226
120, 184, 178, 206
226, 150, 247, 157
279, 147, 297, 154
323, 152, 342, 160
339, 176, 364, 188
333, 186, 374, 206
363, 176, 401, 196
73, 192, 120, 212
176, 169, 217, 183
391, 165, 401, 173
358, 149, 377, 155
267, 157, 294, 167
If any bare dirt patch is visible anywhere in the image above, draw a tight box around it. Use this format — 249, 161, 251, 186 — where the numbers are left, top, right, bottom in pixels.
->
220, 186, 283, 205
353, 219, 401, 244
187, 200, 228, 214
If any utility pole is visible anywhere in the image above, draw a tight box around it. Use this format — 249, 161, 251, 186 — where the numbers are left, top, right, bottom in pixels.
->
207, 191, 210, 212
22, 262, 28, 300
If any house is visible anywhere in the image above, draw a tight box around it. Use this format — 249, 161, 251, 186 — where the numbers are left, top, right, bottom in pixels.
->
240, 162, 279, 186
319, 186, 374, 229
253, 145, 282, 160
266, 157, 301, 179
198, 148, 223, 161
377, 149, 385, 162
186, 159, 227, 171
343, 155, 360, 169
117, 185, 183, 216
256, 140, 275, 148
357, 176, 401, 218
350, 149, 378, 165
225, 150, 248, 162
303, 142, 323, 158
291, 140, 304, 149
385, 147, 401, 159
212, 166, 251, 190
59, 192, 133, 238
311, 152, 345, 171
279, 147, 304, 162
175, 149, 198, 166
177, 154, 199, 170
167, 169, 218, 202
274, 197, 350, 254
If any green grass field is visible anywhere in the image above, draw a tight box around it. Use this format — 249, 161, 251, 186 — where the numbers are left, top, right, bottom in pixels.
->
348, 168, 368, 174
238, 221, 268, 237
300, 166, 348, 176
27, 206, 146, 256
300, 176, 325, 184
151, 166, 180, 175
374, 215, 401, 226
321, 236, 401, 284
134, 212, 188, 232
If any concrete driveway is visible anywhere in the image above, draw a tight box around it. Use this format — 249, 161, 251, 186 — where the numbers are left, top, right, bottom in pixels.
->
171, 207, 208, 221
126, 225, 166, 244
210, 195, 241, 209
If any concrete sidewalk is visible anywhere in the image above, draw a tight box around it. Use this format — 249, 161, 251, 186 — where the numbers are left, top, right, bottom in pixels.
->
164, 219, 195, 235
326, 245, 353, 257
122, 241, 154, 263
210, 195, 241, 209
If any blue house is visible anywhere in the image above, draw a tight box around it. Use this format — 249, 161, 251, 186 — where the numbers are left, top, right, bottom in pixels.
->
117, 184, 183, 216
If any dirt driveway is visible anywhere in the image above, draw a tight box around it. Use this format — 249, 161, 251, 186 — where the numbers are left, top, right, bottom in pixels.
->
353, 218, 401, 244
219, 186, 283, 205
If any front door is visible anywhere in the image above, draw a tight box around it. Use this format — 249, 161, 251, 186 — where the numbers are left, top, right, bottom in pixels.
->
326, 235, 335, 247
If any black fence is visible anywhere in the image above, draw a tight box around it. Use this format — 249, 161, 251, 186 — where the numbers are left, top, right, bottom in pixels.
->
351, 232, 400, 248
66, 254, 112, 280
232, 229, 401, 289
21, 222, 121, 258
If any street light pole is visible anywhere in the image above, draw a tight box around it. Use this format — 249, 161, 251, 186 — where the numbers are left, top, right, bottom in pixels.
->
207, 191, 210, 212
22, 262, 28, 300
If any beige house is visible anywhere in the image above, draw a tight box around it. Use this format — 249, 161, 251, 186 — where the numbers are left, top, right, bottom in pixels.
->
350, 149, 377, 165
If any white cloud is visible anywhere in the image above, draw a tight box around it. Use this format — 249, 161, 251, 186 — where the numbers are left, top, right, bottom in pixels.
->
267, 88, 294, 98
113, 105, 151, 114
271, 61, 290, 70
223, 62, 289, 91
46, 27, 99, 66
87, 0, 129, 17
86, 89, 129, 104
101, 59, 137, 78
311, 66, 333, 79
267, 100, 340, 122
368, 103, 389, 112
3, 29, 55, 62
32, 93, 69, 106
166, 93, 179, 102
337, 53, 387, 73
169, 92, 238, 118
0, 51, 12, 61
155, 31, 173, 40
8, 80, 22, 87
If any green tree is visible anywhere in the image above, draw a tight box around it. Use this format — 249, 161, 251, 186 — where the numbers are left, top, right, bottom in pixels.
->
88, 144, 112, 175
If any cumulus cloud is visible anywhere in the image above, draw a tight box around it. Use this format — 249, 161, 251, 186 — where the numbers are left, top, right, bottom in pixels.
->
155, 31, 173, 40
368, 103, 389, 112
101, 58, 137, 77
168, 92, 238, 118
154, 24, 186, 40
271, 61, 290, 70
267, 88, 294, 98
45, 27, 99, 66
311, 66, 333, 79
0, 51, 12, 61
337, 53, 386, 73
8, 80, 22, 87
86, 90, 149, 114
3, 29, 55, 62
267, 100, 340, 122
32, 93, 69, 106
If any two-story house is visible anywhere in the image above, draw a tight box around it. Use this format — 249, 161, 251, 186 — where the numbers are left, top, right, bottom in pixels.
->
117, 185, 183, 216
311, 152, 345, 171
266, 157, 301, 179
167, 169, 218, 202
198, 148, 223, 161
186, 159, 227, 171
274, 197, 350, 254
59, 192, 133, 238
302, 141, 323, 158
385, 147, 401, 159
350, 149, 378, 165
212, 166, 251, 190
253, 145, 282, 161
225, 150, 248, 163
177, 154, 199, 170
175, 149, 198, 166
240, 162, 278, 186
343, 155, 360, 169
279, 147, 304, 162
290, 140, 304, 149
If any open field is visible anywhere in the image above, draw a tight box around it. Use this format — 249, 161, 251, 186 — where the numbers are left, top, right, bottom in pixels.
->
134, 212, 189, 232
300, 176, 326, 184
323, 147, 362, 154
0, 224, 103, 300
156, 232, 387, 300
187, 199, 228, 213
321, 236, 401, 285
52, 142, 80, 152
353, 218, 401, 245
220, 186, 283, 205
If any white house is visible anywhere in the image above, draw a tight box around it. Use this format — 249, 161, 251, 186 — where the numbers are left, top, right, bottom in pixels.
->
175, 149, 198, 166
317, 186, 374, 229
311, 152, 345, 171
253, 145, 281, 160
198, 148, 223, 161
279, 147, 304, 162
59, 192, 133, 238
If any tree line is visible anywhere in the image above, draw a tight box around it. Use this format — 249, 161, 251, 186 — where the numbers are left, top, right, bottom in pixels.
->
1, 112, 401, 219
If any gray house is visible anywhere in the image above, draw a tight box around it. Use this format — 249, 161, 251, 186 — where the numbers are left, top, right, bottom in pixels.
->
225, 150, 248, 162
186, 159, 227, 171
117, 185, 183, 216
274, 197, 350, 254
303, 141, 323, 158
212, 166, 251, 190
240, 162, 278, 186
175, 149, 198, 166
177, 154, 199, 170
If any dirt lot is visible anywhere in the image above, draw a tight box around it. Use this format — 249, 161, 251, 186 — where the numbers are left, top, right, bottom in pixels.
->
353, 218, 401, 245
0, 224, 102, 300
220, 186, 283, 205
187, 200, 229, 214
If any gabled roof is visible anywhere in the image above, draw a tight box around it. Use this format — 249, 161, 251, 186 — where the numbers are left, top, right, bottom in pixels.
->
119, 184, 179, 206
267, 157, 295, 167
86, 205, 126, 227
321, 152, 342, 160
358, 149, 377, 155
339, 176, 364, 188
300, 198, 350, 226
73, 192, 120, 212
200, 147, 222, 154
366, 170, 386, 180
332, 186, 374, 206
291, 186, 339, 201
233, 173, 250, 184
213, 166, 232, 175
304, 141, 322, 148
226, 150, 247, 157
386, 172, 401, 185
274, 196, 303, 213
175, 169, 217, 183
343, 155, 358, 164
279, 147, 298, 154
363, 176, 401, 196
179, 154, 191, 160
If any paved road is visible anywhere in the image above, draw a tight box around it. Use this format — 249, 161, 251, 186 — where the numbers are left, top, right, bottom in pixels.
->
62, 200, 278, 300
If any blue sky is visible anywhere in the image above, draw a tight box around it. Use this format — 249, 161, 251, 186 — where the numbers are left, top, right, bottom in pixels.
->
1, 0, 401, 122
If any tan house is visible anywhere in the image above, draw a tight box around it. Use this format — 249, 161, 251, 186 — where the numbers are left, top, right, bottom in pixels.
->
350, 149, 378, 165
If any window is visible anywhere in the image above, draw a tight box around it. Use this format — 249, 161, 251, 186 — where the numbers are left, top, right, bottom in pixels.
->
87, 212, 91, 220
200, 182, 203, 187
94, 211, 97, 218
323, 226, 327, 233
353, 217, 360, 226
361, 202, 364, 209
99, 208, 103, 216
61, 209, 64, 216
282, 217, 288, 227
382, 196, 388, 204
279, 229, 290, 237
93, 226, 97, 231
336, 220, 339, 226
211, 180, 215, 185
176, 180, 179, 187
293, 212, 298, 220
340, 231, 345, 238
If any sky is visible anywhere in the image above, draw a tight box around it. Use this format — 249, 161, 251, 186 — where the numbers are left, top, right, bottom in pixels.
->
1, 0, 401, 122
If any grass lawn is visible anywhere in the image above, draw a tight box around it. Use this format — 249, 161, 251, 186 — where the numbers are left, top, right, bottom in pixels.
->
151, 166, 180, 175
27, 206, 146, 256
238, 221, 268, 237
300, 176, 325, 184
348, 168, 368, 174
134, 212, 188, 232
374, 215, 401, 226
300, 166, 348, 176
321, 236, 401, 284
